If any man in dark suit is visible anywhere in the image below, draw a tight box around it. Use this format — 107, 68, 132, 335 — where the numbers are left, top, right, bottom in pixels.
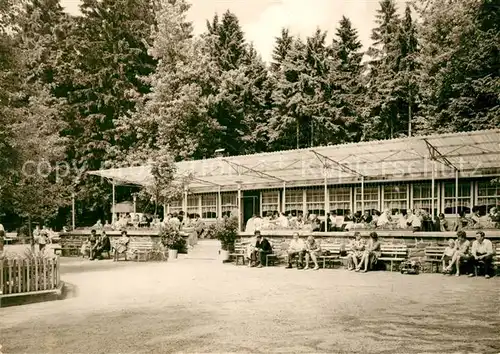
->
255, 231, 273, 268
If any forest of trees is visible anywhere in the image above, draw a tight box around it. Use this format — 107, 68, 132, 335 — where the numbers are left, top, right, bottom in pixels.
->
0, 0, 498, 229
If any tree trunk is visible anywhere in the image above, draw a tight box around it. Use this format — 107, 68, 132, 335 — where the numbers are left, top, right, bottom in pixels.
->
296, 119, 299, 149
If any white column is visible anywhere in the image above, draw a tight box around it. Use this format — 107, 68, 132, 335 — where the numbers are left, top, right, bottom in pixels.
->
455, 169, 459, 215
133, 194, 137, 215
237, 184, 242, 232
361, 177, 365, 214
71, 192, 76, 230
217, 187, 221, 218
431, 160, 435, 221
282, 182, 286, 214
183, 187, 188, 213
324, 176, 329, 217
163, 204, 167, 220
112, 182, 116, 223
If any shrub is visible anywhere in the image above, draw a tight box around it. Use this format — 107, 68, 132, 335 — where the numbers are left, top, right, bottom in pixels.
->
159, 224, 187, 253
209, 216, 239, 251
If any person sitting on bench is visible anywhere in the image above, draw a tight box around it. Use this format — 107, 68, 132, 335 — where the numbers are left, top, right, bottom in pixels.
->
304, 235, 321, 270
91, 231, 111, 260
470, 231, 494, 279
356, 232, 381, 273
441, 238, 456, 273
114, 230, 130, 261
286, 233, 305, 269
254, 231, 273, 268
347, 232, 365, 271
444, 230, 471, 276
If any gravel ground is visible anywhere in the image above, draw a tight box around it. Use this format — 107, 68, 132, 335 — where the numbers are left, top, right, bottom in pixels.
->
1, 257, 499, 354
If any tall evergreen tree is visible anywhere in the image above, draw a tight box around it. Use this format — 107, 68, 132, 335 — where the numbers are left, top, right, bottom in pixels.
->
271, 28, 293, 72
415, 0, 499, 133
331, 16, 365, 141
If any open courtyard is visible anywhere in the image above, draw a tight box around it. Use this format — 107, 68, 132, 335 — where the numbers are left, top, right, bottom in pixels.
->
1, 245, 499, 354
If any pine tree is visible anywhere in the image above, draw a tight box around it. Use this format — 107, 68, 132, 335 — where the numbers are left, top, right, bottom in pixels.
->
331, 16, 365, 141
415, 0, 499, 133
271, 28, 294, 72
364, 0, 406, 140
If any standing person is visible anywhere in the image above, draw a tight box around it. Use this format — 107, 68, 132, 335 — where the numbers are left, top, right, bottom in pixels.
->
470, 231, 494, 278
347, 232, 365, 271
286, 233, 306, 269
0, 221, 5, 252
356, 232, 381, 273
254, 231, 273, 268
304, 235, 321, 270
194, 214, 205, 238
38, 228, 48, 252
89, 229, 98, 259
445, 230, 471, 276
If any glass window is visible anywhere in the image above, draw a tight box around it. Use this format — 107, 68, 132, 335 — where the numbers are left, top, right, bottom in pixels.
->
221, 193, 237, 218
443, 182, 471, 215
329, 187, 351, 215
186, 195, 199, 218
168, 200, 182, 215
306, 188, 325, 216
412, 183, 438, 215
285, 189, 303, 216
262, 191, 280, 216
383, 185, 407, 214
201, 194, 217, 219
355, 186, 379, 214
477, 181, 499, 215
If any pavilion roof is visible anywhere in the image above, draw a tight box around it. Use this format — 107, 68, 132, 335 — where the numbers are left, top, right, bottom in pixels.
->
88, 129, 500, 193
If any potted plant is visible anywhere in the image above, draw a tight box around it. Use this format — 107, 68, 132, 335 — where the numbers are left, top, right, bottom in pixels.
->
159, 224, 186, 260
209, 216, 239, 261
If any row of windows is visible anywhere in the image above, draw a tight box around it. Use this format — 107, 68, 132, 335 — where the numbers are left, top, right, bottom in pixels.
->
168, 181, 499, 218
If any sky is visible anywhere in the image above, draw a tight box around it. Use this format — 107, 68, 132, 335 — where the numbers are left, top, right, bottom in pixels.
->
60, 0, 408, 62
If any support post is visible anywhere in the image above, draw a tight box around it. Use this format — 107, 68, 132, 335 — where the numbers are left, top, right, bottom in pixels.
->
282, 182, 286, 214
183, 187, 188, 214
237, 183, 242, 232
324, 175, 328, 218
361, 176, 365, 214
71, 192, 76, 230
112, 182, 116, 223
217, 186, 221, 218
133, 194, 137, 215
163, 204, 166, 221
455, 169, 459, 216
431, 160, 435, 221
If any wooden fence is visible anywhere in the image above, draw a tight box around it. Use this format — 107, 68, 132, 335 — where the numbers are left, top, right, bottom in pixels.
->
0, 257, 62, 298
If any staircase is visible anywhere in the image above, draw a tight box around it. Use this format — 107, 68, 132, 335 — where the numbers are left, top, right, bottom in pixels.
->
185, 240, 221, 260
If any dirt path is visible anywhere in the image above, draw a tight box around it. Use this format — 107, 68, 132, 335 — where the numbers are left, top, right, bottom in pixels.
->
1, 258, 499, 353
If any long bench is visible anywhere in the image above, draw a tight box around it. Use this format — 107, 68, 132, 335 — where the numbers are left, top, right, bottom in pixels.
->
425, 244, 500, 274
317, 244, 350, 269
118, 239, 166, 262
229, 241, 247, 265
378, 244, 408, 271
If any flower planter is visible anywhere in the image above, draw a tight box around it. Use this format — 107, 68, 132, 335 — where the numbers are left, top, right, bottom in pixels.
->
220, 250, 230, 262
168, 249, 178, 260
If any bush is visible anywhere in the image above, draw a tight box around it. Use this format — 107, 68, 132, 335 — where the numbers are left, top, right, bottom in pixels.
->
209, 216, 239, 251
159, 224, 187, 253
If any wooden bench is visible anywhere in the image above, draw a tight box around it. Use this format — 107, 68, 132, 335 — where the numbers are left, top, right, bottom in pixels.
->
378, 244, 408, 271
229, 241, 247, 265
60, 238, 83, 257
126, 240, 158, 262
493, 244, 500, 274
317, 244, 345, 269
424, 246, 445, 273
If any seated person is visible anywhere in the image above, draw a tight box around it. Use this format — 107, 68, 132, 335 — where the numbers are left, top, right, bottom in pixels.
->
103, 220, 113, 230
360, 211, 372, 225
376, 210, 391, 229
80, 239, 92, 258
371, 211, 380, 227
397, 211, 408, 229
407, 210, 423, 232
276, 212, 289, 229
261, 212, 272, 230
309, 214, 321, 232
326, 211, 337, 231
470, 231, 494, 278
444, 230, 471, 276
452, 211, 471, 231
289, 212, 305, 230
347, 232, 365, 271
436, 213, 449, 231
356, 232, 381, 272
470, 209, 489, 229
441, 238, 456, 272
254, 231, 273, 268
286, 232, 306, 269
88, 229, 98, 258
304, 235, 321, 270
93, 219, 103, 230
91, 231, 111, 260
245, 234, 259, 267
194, 214, 205, 238
114, 230, 130, 260
489, 207, 500, 228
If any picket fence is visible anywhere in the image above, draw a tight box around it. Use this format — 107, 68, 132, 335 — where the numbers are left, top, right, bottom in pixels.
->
0, 256, 61, 298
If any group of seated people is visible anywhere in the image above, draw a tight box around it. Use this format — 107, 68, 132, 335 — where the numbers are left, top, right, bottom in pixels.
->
81, 229, 132, 261
441, 230, 495, 278
244, 206, 500, 233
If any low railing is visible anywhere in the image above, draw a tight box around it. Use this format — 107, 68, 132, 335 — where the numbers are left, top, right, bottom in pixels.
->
0, 256, 61, 298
